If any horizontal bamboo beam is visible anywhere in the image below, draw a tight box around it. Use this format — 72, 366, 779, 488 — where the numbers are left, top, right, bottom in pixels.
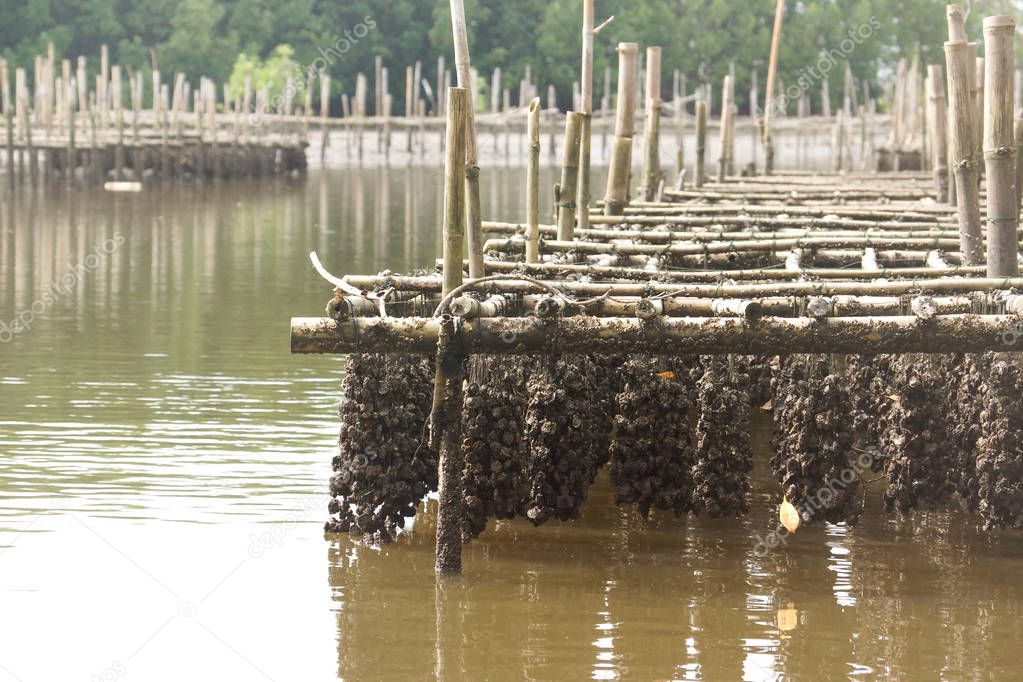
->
482, 223, 962, 242
291, 314, 1023, 355
342, 274, 1023, 298
484, 236, 964, 257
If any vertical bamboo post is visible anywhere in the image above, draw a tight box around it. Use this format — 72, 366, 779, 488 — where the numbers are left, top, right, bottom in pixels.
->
66, 78, 75, 186
321, 73, 331, 163
945, 37, 983, 264
717, 75, 734, 182
641, 46, 661, 201
1015, 117, 1023, 215
434, 86, 468, 576
1, 60, 11, 190
603, 42, 637, 216
982, 16, 1019, 277
577, 0, 594, 230
490, 68, 501, 113
676, 72, 686, 176
763, 0, 785, 174
749, 69, 758, 172
974, 54, 984, 165
947, 4, 967, 42
526, 98, 541, 263
441, 88, 467, 297
927, 64, 949, 202
558, 112, 584, 240
449, 0, 484, 279
695, 100, 707, 188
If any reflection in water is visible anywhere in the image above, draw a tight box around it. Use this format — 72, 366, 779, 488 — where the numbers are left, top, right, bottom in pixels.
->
1, 169, 1023, 680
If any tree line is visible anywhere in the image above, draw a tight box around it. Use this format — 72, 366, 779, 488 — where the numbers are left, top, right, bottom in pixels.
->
0, 0, 987, 114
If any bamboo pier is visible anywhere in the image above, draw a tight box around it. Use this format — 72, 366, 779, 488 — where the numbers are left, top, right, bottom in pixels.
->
293, 5, 1023, 574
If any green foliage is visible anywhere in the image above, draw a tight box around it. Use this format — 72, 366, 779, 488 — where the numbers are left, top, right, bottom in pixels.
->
227, 45, 301, 101
0, 0, 990, 115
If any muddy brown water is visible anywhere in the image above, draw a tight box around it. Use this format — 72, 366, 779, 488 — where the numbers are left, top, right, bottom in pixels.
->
1, 167, 1022, 681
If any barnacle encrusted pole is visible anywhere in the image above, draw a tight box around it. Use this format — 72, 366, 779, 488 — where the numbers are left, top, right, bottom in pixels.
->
944, 7, 984, 264
641, 46, 662, 201
448, 0, 485, 279
434, 87, 469, 575
762, 0, 785, 174
526, 98, 541, 263
604, 42, 638, 215
981, 16, 1019, 277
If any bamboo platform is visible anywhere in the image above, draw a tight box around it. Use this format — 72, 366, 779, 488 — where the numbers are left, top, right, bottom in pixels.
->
292, 4, 1023, 574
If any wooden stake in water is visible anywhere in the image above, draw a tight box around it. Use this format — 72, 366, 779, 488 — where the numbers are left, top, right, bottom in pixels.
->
982, 16, 1019, 277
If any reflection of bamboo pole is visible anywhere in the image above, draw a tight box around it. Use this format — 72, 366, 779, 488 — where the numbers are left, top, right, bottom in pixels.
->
982, 16, 1019, 277
526, 98, 541, 263
449, 0, 484, 279
763, 0, 785, 173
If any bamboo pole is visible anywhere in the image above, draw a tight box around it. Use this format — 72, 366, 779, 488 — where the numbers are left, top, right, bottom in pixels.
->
982, 16, 1019, 277
448, 0, 484, 280
694, 100, 707, 188
475, 259, 986, 282
432, 314, 466, 576
526, 98, 541, 263
945, 38, 984, 264
292, 314, 1023, 356
718, 75, 734, 182
927, 64, 949, 202
1015, 117, 1023, 215
603, 42, 638, 215
487, 236, 962, 258
763, 0, 785, 174
442, 88, 468, 296
578, 0, 594, 231
557, 112, 584, 240
641, 47, 662, 201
